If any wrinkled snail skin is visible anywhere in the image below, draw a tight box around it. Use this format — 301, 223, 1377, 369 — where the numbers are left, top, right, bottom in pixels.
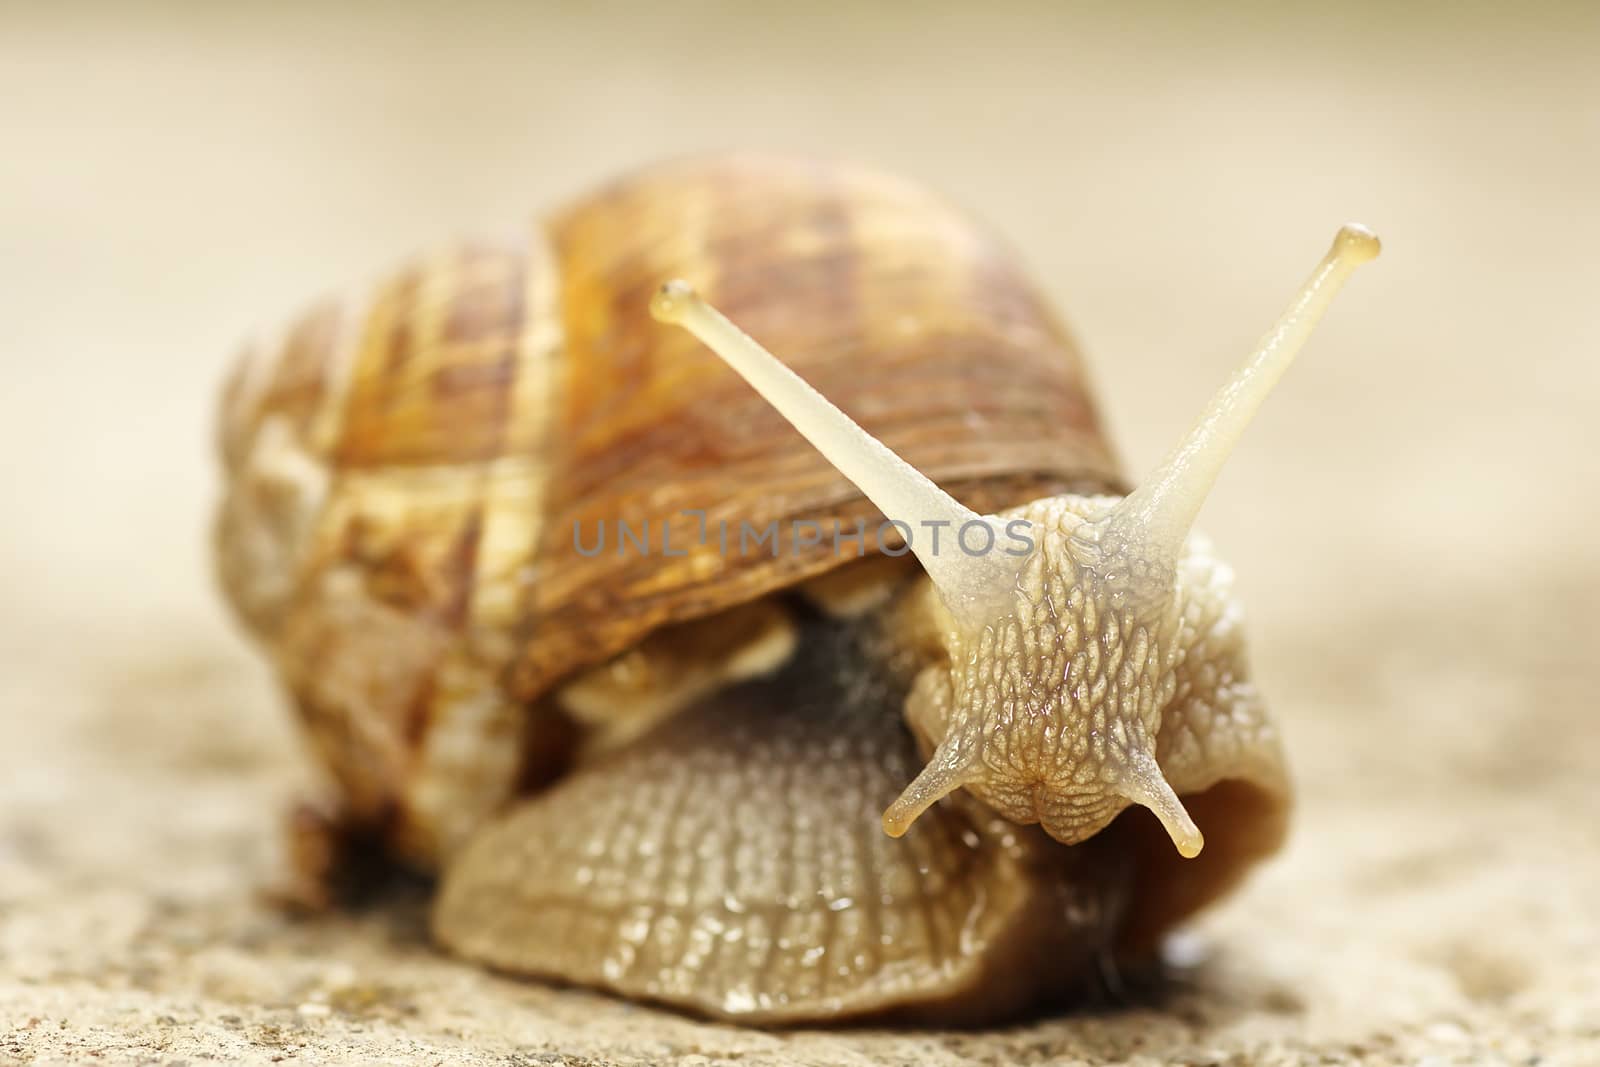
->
214, 153, 1378, 1023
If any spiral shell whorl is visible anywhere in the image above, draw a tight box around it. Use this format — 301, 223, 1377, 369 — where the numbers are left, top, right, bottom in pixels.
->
215, 235, 562, 862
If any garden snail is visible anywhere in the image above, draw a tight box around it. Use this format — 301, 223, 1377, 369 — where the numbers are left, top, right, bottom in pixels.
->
214, 155, 1378, 1024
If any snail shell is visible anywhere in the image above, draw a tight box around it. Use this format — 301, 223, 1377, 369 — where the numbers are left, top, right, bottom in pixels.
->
214, 154, 1307, 1023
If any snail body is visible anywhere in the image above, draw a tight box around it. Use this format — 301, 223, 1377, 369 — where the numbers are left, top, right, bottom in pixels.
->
215, 155, 1376, 1023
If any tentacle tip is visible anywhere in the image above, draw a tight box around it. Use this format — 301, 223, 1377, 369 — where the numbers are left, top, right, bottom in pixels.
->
880, 808, 913, 838
1141, 790, 1204, 858
882, 779, 944, 836
1119, 756, 1206, 858
650, 279, 697, 324
881, 789, 931, 837
1333, 224, 1382, 266
1172, 825, 1206, 859
880, 758, 970, 838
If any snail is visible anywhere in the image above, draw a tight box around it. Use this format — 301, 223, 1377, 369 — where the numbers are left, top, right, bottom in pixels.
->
214, 155, 1378, 1024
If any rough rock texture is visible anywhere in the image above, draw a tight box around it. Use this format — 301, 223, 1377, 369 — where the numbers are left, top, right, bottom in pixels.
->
3, 3, 1598, 1064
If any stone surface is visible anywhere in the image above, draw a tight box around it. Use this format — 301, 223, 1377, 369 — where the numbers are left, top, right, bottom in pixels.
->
3, 3, 1598, 1064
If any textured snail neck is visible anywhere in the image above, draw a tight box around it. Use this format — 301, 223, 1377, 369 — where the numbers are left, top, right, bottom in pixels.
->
882, 495, 1208, 857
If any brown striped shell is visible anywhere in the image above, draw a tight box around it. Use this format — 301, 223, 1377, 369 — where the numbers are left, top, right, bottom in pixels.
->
214, 155, 1120, 867
216, 236, 550, 865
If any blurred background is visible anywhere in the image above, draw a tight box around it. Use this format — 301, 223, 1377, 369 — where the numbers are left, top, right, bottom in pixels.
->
3, 3, 1597, 1064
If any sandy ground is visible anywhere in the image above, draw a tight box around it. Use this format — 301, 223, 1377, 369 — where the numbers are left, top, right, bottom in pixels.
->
3, 3, 1598, 1064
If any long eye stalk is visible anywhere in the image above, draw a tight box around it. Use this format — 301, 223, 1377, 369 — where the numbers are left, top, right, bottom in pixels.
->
651, 281, 1021, 627
1099, 225, 1381, 587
